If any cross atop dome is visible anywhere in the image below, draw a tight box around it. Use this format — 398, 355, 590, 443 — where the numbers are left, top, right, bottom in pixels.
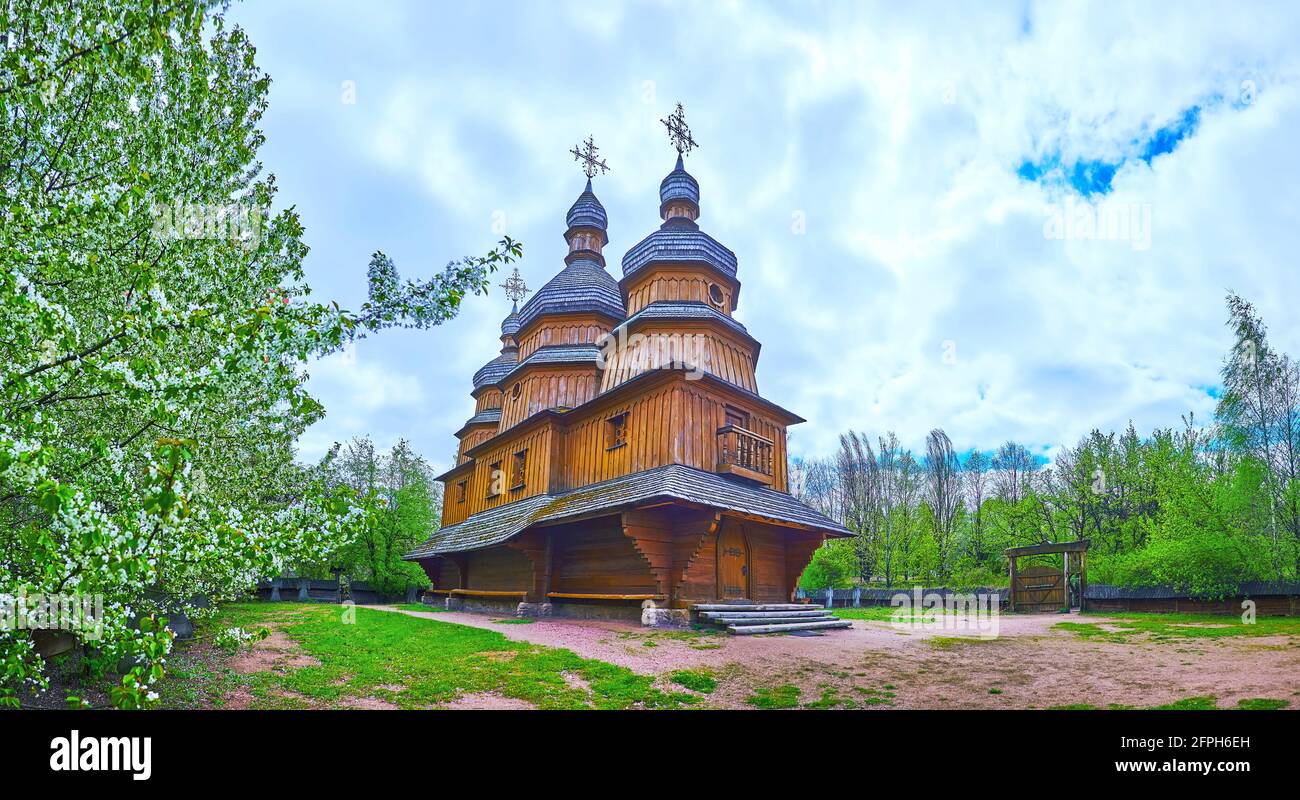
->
569, 135, 610, 179
499, 266, 530, 306
660, 102, 698, 157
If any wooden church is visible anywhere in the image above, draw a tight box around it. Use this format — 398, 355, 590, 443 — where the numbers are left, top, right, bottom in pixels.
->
406, 107, 850, 630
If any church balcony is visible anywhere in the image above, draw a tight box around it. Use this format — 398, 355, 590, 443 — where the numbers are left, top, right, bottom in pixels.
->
716, 425, 774, 486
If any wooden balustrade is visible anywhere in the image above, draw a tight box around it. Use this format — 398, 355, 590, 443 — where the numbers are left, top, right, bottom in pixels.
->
716, 424, 774, 485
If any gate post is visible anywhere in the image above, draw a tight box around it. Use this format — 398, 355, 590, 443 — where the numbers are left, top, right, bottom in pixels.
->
1008, 556, 1017, 613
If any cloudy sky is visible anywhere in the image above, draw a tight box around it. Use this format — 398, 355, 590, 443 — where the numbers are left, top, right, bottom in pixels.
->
229, 0, 1300, 472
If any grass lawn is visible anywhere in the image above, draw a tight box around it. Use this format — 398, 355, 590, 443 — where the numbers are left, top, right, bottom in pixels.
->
391, 603, 447, 613
831, 606, 999, 624
1055, 611, 1300, 643
157, 602, 699, 710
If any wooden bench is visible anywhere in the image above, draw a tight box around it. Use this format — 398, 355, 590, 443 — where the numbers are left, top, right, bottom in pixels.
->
546, 593, 665, 601
449, 589, 528, 598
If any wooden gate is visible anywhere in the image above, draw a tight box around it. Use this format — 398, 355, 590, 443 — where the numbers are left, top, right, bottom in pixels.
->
1013, 564, 1064, 612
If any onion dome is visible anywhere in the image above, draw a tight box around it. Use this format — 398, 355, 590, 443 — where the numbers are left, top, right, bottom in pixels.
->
500, 303, 521, 339
516, 257, 625, 331
659, 153, 700, 220
563, 178, 610, 266
565, 179, 609, 241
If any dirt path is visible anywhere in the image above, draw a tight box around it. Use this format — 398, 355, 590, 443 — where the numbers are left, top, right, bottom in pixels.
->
373, 605, 1300, 709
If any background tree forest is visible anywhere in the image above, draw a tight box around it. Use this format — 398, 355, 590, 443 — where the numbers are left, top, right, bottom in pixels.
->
319, 437, 441, 597
795, 293, 1300, 598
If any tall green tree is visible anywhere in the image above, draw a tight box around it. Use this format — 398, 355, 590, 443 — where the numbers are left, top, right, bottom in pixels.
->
330, 438, 440, 596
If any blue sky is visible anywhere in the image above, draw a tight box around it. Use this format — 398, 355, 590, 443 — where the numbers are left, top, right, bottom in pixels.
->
228, 0, 1300, 472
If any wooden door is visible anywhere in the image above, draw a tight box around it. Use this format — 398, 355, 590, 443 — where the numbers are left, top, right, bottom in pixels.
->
716, 521, 750, 600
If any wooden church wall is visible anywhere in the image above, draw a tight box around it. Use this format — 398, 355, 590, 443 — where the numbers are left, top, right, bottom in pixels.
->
552, 382, 676, 491
464, 546, 532, 593
444, 374, 793, 531
475, 388, 503, 414
598, 325, 758, 394
623, 266, 736, 317
549, 517, 659, 595
444, 425, 555, 525
499, 367, 599, 431
516, 314, 613, 360
745, 524, 790, 602
671, 383, 789, 492
420, 557, 461, 591
456, 426, 496, 463
673, 518, 799, 604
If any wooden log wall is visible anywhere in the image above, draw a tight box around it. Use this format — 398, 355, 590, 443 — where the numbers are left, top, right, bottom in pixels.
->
464, 546, 532, 593
598, 323, 758, 394
475, 388, 503, 414
499, 366, 599, 430
443, 425, 555, 526
425, 513, 825, 609
670, 383, 789, 492
516, 313, 613, 360
623, 265, 737, 316
621, 508, 674, 596
549, 518, 659, 596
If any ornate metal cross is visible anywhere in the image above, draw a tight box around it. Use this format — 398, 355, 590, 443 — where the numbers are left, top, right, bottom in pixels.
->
569, 135, 609, 179
499, 266, 530, 305
661, 102, 698, 156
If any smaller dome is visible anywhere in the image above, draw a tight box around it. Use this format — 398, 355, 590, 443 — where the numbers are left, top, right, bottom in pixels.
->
659, 154, 700, 215
472, 352, 517, 390
500, 304, 521, 338
565, 178, 609, 241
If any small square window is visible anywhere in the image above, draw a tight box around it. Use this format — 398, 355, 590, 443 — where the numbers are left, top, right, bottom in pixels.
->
455, 480, 467, 504
724, 406, 749, 430
605, 412, 628, 450
510, 450, 527, 489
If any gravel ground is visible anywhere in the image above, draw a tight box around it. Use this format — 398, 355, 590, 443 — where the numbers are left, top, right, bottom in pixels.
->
373, 604, 1300, 710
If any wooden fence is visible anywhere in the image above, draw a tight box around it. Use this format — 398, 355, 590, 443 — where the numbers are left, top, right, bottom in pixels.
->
797, 582, 1300, 616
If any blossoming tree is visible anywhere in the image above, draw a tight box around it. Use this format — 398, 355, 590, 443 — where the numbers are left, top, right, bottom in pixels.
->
0, 1, 518, 708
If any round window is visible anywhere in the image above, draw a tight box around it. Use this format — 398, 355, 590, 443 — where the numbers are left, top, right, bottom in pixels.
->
512, 383, 521, 399
708, 283, 725, 307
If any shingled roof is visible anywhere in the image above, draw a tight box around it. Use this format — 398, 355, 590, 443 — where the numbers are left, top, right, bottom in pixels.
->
405, 464, 851, 558
565, 178, 609, 242
659, 154, 700, 214
621, 223, 738, 280
515, 258, 626, 331
471, 352, 517, 390
455, 408, 502, 437
496, 344, 604, 387
616, 300, 750, 338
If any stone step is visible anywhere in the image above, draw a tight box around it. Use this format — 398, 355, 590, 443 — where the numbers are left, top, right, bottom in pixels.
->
727, 619, 853, 635
697, 609, 830, 620
713, 615, 839, 626
692, 603, 823, 612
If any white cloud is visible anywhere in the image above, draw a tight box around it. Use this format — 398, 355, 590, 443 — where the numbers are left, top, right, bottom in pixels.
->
233, 0, 1300, 467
